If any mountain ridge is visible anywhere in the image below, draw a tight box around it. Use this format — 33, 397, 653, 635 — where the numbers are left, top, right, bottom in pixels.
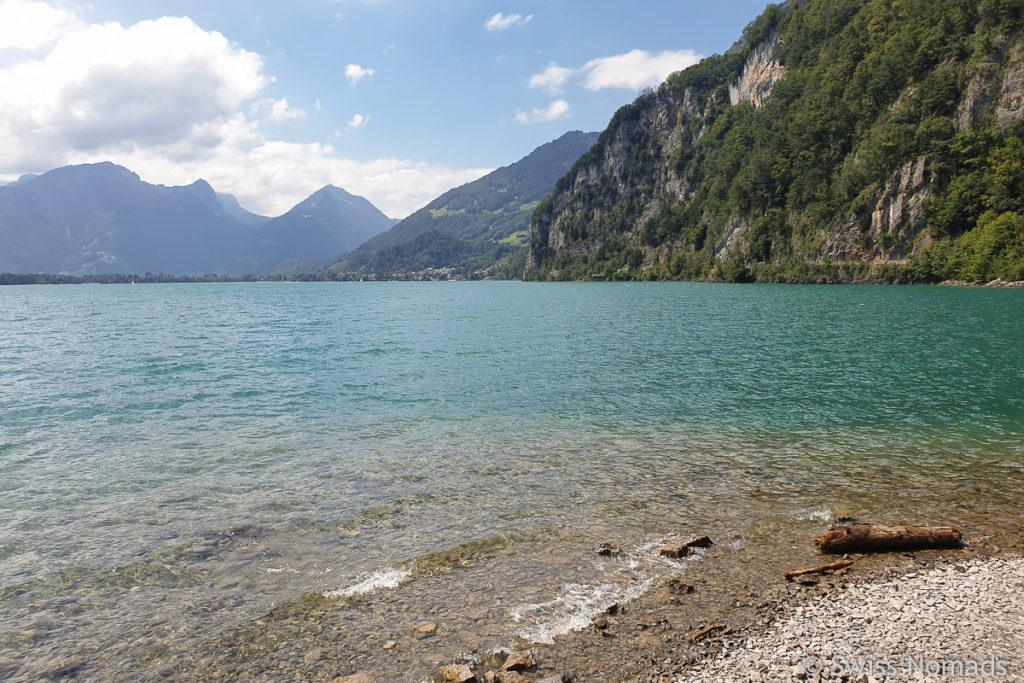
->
0, 162, 394, 276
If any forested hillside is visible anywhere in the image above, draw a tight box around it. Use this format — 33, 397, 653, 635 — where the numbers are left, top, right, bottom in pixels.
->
526, 0, 1024, 283
329, 131, 597, 278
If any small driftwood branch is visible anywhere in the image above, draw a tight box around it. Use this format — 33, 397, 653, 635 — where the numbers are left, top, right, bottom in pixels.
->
691, 624, 725, 641
784, 559, 854, 581
814, 525, 963, 554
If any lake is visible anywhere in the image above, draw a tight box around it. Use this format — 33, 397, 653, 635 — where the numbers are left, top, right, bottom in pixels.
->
1, 281, 1022, 680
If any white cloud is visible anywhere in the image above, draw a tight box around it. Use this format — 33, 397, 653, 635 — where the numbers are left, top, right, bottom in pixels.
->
513, 99, 570, 124
0, 5, 492, 218
0, 15, 268, 168
345, 63, 375, 85
528, 62, 574, 95
581, 49, 702, 91
0, 0, 80, 52
485, 12, 533, 31
252, 98, 306, 122
346, 113, 368, 129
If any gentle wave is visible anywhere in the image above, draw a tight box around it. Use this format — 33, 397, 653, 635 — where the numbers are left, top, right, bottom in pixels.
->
322, 565, 413, 599
794, 507, 835, 523
509, 540, 709, 644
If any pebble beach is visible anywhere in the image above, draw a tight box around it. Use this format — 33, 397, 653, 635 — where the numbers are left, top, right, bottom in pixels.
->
674, 555, 1024, 683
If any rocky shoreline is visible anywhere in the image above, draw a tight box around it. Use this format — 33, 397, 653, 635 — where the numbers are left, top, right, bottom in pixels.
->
937, 279, 1024, 288
395, 538, 1023, 683
15, 528, 1019, 682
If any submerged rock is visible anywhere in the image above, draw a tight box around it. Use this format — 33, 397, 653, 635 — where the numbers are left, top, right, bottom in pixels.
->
595, 542, 623, 556
501, 650, 535, 671
497, 673, 531, 683
412, 622, 437, 638
685, 535, 713, 549
655, 534, 714, 558
333, 674, 373, 683
438, 663, 476, 682
667, 579, 695, 593
654, 542, 690, 559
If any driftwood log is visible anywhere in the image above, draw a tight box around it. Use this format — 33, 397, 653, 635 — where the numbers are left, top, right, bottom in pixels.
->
784, 559, 854, 581
691, 624, 725, 642
814, 525, 963, 554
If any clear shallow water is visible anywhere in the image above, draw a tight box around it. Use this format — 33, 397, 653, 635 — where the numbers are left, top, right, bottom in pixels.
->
1, 282, 1022, 680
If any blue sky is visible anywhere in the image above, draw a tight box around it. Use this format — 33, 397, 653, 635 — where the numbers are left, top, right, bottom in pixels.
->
0, 0, 772, 217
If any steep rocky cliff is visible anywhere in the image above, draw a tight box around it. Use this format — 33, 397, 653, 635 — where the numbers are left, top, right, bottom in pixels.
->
527, 0, 1024, 283
728, 29, 785, 109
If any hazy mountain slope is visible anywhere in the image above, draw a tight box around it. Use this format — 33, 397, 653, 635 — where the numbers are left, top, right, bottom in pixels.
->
0, 163, 256, 274
526, 0, 1024, 283
329, 131, 599, 276
0, 164, 397, 276
216, 192, 269, 227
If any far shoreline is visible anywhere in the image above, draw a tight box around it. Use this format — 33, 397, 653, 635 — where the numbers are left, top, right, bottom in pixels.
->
3, 271, 1024, 288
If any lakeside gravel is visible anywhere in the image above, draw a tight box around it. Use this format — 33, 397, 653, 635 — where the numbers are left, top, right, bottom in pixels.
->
674, 556, 1024, 683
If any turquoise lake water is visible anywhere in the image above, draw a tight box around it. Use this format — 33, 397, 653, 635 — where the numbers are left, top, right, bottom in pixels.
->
1, 281, 1022, 680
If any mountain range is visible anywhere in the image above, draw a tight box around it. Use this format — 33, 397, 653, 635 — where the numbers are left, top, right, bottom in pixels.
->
0, 163, 396, 276
0, 131, 597, 278
526, 0, 1024, 283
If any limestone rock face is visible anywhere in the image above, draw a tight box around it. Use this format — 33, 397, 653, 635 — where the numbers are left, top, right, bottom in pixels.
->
820, 156, 930, 262
869, 156, 930, 239
998, 43, 1024, 126
958, 61, 1000, 131
728, 29, 785, 109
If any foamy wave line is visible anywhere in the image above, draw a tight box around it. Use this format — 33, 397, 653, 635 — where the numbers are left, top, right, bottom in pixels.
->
322, 565, 412, 599
795, 507, 834, 523
509, 540, 709, 645
510, 574, 659, 644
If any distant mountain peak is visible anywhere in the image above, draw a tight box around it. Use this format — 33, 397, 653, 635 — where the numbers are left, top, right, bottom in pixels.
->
252, 182, 397, 271
183, 178, 217, 203
308, 184, 362, 203
44, 161, 141, 184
